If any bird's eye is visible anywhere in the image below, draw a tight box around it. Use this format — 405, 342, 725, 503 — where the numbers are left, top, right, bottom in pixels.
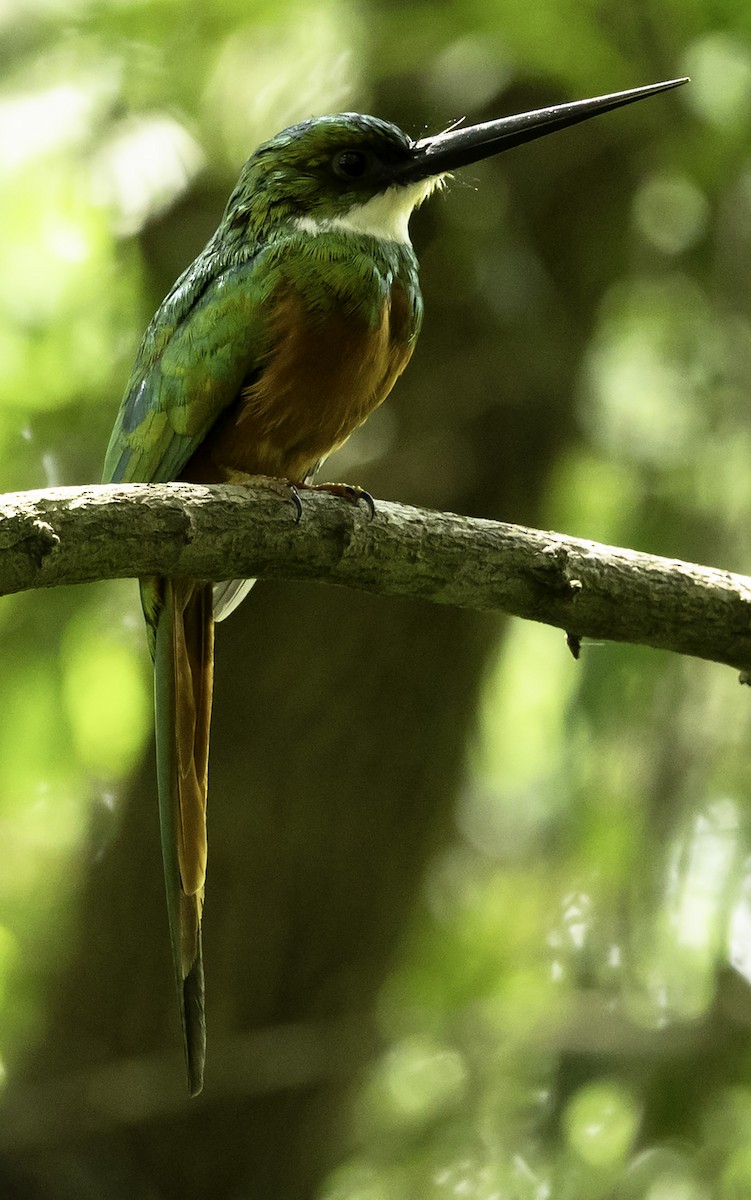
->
332, 149, 370, 180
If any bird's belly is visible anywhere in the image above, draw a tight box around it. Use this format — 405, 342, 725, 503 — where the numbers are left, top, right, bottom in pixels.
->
184, 283, 415, 485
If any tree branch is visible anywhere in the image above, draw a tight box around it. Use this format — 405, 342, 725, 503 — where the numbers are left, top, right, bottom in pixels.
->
2, 482, 751, 673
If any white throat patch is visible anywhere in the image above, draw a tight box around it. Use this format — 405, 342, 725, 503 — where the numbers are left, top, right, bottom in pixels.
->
295, 177, 444, 245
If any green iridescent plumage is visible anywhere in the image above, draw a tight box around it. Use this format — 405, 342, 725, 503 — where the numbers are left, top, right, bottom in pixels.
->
102, 81, 687, 1095
103, 114, 427, 1096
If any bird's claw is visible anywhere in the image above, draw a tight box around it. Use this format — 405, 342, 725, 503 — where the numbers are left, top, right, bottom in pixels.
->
261, 476, 303, 523
302, 481, 376, 520
244, 476, 374, 523
288, 485, 303, 523
234, 474, 303, 522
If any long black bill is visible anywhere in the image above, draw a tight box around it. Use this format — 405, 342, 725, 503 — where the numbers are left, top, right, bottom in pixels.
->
398, 78, 689, 182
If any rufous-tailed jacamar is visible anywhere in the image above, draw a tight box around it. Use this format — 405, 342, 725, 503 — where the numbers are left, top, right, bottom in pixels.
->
103, 77, 688, 1095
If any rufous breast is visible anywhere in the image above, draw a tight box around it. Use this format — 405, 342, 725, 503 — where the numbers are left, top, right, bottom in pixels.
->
184, 277, 417, 485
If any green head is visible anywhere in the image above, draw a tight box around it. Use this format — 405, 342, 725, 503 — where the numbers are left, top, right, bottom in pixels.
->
221, 114, 436, 243
221, 79, 688, 244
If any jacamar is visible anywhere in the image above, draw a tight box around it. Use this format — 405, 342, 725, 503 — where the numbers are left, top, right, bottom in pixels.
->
102, 77, 687, 1095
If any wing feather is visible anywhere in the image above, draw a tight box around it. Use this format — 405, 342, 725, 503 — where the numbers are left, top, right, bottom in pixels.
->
103, 248, 270, 485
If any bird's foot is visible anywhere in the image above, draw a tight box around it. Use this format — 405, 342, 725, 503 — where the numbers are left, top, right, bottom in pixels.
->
226, 472, 303, 522
299, 481, 376, 520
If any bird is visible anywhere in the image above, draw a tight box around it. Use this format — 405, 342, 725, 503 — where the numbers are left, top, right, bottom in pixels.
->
102, 76, 688, 1096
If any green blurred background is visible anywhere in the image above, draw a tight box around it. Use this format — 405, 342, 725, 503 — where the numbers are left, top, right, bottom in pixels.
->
1, 1, 751, 1197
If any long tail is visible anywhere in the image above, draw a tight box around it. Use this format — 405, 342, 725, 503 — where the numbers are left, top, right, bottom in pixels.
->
148, 577, 214, 1096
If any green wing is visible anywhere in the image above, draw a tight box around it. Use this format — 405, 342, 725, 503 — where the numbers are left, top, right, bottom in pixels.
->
103, 247, 272, 485
103, 234, 285, 1096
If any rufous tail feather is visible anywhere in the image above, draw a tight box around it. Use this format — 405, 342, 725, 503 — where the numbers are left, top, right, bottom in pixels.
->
153, 577, 214, 1096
